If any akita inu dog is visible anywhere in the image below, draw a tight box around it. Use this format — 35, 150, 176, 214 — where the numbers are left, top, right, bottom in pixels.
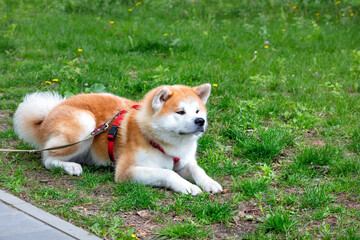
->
13, 84, 222, 195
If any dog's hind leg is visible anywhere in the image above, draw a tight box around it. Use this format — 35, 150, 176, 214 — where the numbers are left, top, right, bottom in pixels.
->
40, 108, 96, 175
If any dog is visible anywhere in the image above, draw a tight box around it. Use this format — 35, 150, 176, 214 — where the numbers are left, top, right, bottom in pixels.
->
13, 84, 222, 195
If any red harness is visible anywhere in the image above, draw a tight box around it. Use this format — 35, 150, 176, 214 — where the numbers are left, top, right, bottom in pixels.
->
106, 105, 180, 166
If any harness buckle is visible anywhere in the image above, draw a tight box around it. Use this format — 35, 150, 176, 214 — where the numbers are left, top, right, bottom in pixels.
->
107, 125, 119, 141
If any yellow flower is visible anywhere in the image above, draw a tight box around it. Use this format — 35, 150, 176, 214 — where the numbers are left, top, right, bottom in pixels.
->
281, 29, 286, 32
52, 79, 59, 82
136, 2, 141, 6
341, 13, 345, 17
213, 84, 218, 87
287, 3, 290, 7
351, 13, 354, 16
131, 234, 136, 238
292, 5, 297, 9
163, 33, 168, 37
264, 45, 269, 49
316, 13, 320, 16
108, 20, 114, 24
128, 8, 133, 12
45, 81, 52, 84
78, 48, 83, 52
335, 1, 341, 4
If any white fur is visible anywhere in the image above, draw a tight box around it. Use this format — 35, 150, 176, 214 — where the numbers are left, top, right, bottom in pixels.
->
13, 92, 65, 147
42, 111, 96, 175
131, 166, 203, 195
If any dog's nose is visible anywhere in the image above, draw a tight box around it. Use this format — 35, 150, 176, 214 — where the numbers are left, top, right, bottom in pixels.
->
194, 118, 205, 126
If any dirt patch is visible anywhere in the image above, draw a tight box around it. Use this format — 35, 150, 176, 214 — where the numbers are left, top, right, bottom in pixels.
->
335, 193, 360, 210
122, 211, 162, 239
0, 110, 11, 132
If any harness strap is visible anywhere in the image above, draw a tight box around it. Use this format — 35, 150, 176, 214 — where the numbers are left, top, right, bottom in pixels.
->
150, 140, 180, 165
107, 105, 140, 163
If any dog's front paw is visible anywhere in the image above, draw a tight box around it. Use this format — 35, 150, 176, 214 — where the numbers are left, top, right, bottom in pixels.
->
63, 162, 83, 176
177, 182, 203, 196
201, 178, 223, 194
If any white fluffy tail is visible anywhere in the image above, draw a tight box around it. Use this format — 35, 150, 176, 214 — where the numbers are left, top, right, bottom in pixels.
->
13, 92, 65, 147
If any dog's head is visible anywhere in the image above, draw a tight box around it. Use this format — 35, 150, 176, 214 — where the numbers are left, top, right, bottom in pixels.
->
139, 84, 211, 142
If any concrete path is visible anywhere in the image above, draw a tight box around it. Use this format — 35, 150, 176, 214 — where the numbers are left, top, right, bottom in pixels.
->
0, 190, 102, 240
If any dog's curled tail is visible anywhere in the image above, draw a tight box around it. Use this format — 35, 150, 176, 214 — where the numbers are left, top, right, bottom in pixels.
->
13, 92, 65, 147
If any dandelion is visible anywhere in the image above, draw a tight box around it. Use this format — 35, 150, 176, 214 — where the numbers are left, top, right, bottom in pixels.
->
131, 234, 136, 238
108, 20, 114, 24
341, 13, 345, 17
78, 48, 83, 52
136, 2, 141, 6
128, 8, 133, 12
292, 5, 297, 9
213, 84, 218, 87
264, 45, 269, 49
52, 79, 59, 82
45, 81, 52, 84
163, 33, 168, 37
351, 13, 354, 17
316, 13, 320, 16
335, 1, 341, 4
281, 29, 286, 32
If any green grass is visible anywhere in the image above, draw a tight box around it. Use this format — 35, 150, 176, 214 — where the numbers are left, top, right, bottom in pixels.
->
301, 184, 334, 208
232, 177, 270, 198
261, 206, 297, 234
234, 127, 294, 163
157, 222, 210, 240
1, 0, 360, 239
350, 126, 360, 154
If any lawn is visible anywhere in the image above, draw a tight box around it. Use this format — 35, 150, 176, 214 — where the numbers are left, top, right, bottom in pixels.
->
1, 0, 360, 239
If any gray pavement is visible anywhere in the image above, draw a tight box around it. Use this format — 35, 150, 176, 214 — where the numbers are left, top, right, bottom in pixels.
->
0, 190, 102, 240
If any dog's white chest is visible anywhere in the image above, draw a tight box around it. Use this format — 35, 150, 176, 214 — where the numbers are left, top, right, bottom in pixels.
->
135, 149, 175, 169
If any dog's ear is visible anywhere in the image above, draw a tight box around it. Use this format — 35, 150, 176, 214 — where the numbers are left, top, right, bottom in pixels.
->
193, 83, 211, 104
152, 87, 172, 112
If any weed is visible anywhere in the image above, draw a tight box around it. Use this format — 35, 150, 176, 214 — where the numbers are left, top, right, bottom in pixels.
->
171, 194, 234, 224
261, 206, 297, 234
296, 145, 341, 166
330, 156, 360, 176
301, 184, 334, 209
232, 177, 269, 198
156, 221, 209, 240
311, 207, 330, 221
236, 127, 293, 163
349, 127, 360, 154
111, 182, 162, 211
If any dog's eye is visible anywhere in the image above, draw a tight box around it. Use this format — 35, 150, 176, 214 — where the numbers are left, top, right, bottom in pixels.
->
176, 110, 186, 115
196, 110, 199, 114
